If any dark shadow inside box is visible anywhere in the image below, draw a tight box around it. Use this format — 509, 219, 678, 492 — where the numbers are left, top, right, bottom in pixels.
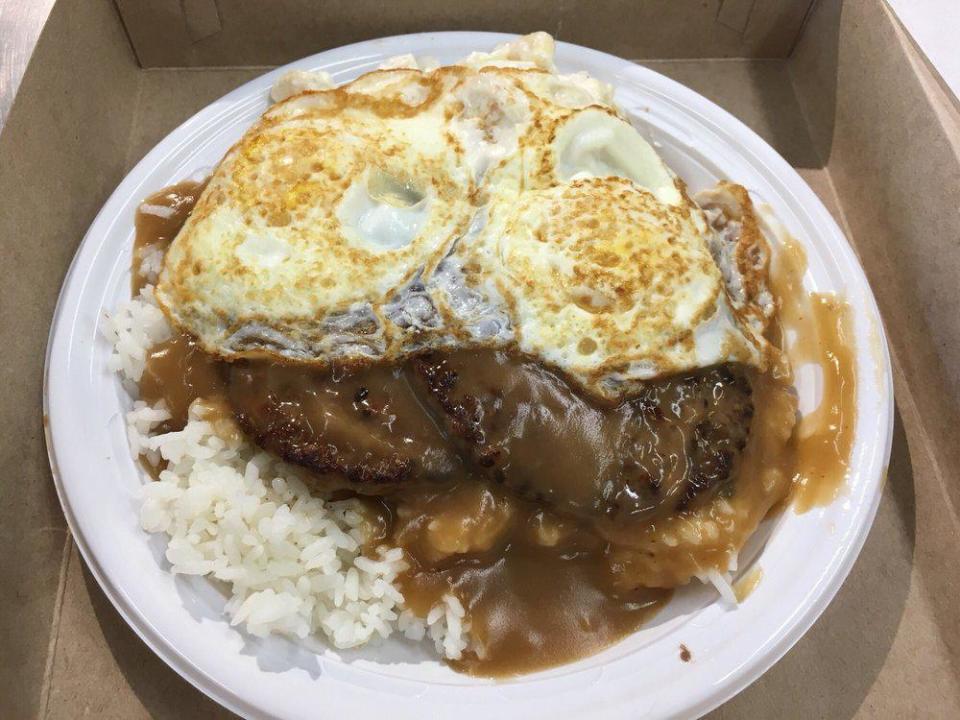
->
643, 59, 824, 169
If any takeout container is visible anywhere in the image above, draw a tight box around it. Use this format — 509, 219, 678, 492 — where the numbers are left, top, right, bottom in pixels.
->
2, 0, 958, 717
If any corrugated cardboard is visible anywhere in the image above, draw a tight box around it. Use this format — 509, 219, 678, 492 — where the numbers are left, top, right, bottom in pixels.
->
2, 0, 958, 716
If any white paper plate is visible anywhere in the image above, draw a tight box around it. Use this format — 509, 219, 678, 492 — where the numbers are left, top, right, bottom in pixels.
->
44, 32, 893, 720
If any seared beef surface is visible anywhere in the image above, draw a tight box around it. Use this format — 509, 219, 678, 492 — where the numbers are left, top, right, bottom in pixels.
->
227, 360, 460, 492
226, 350, 753, 523
411, 350, 753, 523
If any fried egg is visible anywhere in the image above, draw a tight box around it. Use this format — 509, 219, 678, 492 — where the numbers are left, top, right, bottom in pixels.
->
156, 33, 773, 399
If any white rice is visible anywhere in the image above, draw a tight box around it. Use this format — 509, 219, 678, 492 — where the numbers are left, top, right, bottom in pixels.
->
135, 244, 165, 285
139, 203, 177, 219
103, 288, 469, 660
697, 567, 738, 606
102, 285, 172, 390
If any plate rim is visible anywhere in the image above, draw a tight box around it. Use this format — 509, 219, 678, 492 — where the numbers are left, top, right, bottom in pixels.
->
43, 30, 894, 720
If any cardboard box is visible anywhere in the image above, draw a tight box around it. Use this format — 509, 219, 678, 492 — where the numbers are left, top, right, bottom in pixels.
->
1, 0, 957, 716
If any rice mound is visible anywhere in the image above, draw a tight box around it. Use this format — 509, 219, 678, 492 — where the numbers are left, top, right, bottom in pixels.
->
104, 288, 469, 660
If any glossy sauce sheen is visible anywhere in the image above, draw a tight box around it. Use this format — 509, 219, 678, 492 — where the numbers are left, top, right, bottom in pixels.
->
227, 360, 461, 487
140, 334, 225, 429
133, 181, 206, 294
768, 239, 858, 511
395, 483, 671, 676
228, 351, 753, 519
133, 184, 858, 676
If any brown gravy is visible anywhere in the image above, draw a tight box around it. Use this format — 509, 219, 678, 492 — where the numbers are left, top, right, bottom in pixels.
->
133, 181, 206, 294
393, 482, 671, 676
409, 351, 754, 526
139, 339, 678, 674
768, 239, 858, 511
226, 349, 754, 523
140, 334, 226, 429
131, 184, 859, 677
227, 359, 460, 488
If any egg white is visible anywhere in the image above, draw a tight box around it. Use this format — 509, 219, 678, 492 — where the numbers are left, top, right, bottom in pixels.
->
156, 33, 772, 399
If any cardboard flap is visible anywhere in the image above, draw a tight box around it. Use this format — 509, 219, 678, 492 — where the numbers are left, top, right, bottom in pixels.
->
114, 0, 815, 67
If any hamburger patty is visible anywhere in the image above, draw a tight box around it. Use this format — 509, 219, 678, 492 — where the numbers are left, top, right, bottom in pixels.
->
227, 360, 460, 492
225, 349, 754, 523
410, 350, 754, 523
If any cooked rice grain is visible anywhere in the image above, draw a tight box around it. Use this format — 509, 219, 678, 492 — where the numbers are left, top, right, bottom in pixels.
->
105, 291, 469, 659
